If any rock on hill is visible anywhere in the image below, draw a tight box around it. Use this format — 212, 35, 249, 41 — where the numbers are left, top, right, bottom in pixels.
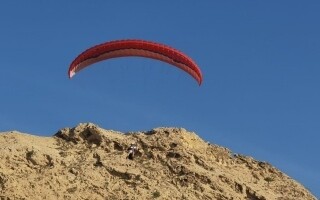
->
0, 123, 316, 200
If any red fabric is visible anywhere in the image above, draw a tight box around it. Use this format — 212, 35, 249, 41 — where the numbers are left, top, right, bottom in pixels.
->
69, 39, 202, 85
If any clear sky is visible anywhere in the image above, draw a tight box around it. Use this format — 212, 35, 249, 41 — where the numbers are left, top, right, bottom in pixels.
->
1, 1, 319, 197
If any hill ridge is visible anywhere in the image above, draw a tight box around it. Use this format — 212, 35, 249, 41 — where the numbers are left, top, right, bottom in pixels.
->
0, 123, 316, 200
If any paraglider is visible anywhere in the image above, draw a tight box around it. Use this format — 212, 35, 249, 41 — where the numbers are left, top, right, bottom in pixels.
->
68, 39, 203, 85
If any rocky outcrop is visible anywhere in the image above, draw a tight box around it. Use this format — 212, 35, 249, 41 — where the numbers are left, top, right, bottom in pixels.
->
0, 123, 317, 200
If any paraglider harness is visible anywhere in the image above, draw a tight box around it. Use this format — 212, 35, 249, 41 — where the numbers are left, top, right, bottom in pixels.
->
127, 144, 138, 160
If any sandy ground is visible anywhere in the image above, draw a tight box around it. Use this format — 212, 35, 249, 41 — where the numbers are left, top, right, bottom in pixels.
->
0, 123, 317, 200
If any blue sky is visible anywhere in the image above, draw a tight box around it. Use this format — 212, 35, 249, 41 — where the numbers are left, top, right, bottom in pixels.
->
1, 1, 319, 197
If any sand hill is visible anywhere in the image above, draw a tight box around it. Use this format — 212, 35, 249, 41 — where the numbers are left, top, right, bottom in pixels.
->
0, 123, 317, 200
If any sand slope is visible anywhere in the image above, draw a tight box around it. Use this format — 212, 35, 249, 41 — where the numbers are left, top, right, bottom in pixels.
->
0, 123, 316, 199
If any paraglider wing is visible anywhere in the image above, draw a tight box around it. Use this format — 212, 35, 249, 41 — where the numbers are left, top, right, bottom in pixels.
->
68, 39, 203, 85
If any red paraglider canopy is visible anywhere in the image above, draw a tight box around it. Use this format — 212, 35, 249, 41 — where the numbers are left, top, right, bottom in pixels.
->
68, 39, 202, 85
